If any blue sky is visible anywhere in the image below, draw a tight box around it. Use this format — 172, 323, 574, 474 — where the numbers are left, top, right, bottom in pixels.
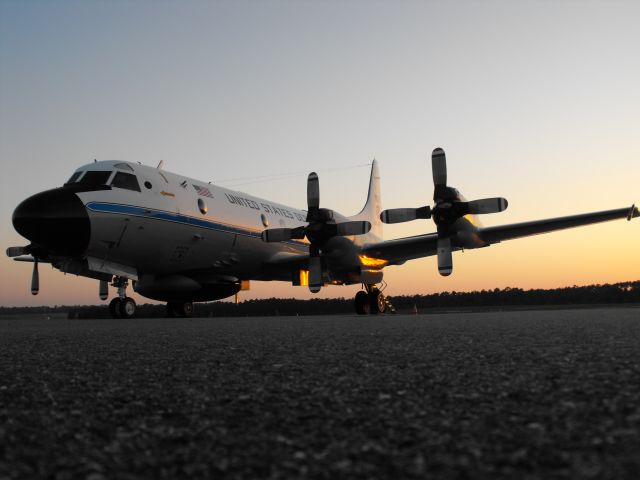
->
1, 1, 639, 306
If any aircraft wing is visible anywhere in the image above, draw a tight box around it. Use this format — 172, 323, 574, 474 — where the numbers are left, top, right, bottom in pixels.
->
362, 205, 638, 265
362, 233, 440, 265
477, 206, 637, 244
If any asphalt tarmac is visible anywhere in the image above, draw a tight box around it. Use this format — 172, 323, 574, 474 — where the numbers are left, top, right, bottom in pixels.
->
1, 308, 639, 479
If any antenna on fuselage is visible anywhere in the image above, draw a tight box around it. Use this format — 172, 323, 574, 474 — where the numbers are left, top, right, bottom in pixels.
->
157, 160, 164, 170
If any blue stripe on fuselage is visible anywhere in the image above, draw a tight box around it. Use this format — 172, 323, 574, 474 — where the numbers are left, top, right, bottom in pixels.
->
86, 202, 308, 248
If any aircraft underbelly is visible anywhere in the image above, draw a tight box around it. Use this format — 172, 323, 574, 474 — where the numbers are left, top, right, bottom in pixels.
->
85, 210, 300, 278
86, 211, 237, 274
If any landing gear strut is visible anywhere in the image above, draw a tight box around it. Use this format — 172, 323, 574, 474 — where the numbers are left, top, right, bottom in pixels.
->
355, 284, 392, 315
166, 301, 194, 318
107, 277, 137, 319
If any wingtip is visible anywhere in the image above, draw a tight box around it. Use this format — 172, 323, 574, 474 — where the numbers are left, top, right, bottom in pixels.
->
629, 204, 639, 221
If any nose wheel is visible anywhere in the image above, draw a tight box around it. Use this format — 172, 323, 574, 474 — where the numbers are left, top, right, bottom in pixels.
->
107, 277, 137, 319
108, 297, 137, 319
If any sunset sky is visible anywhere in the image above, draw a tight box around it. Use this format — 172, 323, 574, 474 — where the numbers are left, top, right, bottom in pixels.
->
1, 1, 638, 307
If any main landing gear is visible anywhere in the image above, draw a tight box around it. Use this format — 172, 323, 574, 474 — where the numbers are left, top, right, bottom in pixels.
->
355, 284, 395, 315
107, 277, 137, 319
166, 301, 194, 318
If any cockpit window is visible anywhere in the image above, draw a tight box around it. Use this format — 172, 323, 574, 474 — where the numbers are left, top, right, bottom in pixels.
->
111, 172, 141, 192
66, 171, 83, 184
78, 171, 112, 186
114, 162, 134, 172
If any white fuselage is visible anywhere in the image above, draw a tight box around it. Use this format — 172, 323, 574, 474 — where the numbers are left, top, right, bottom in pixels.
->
78, 162, 306, 277
68, 161, 378, 292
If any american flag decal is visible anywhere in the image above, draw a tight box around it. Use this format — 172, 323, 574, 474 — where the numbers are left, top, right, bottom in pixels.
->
193, 184, 214, 198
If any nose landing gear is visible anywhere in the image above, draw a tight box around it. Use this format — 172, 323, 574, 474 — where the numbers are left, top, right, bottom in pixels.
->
355, 284, 395, 315
107, 277, 137, 319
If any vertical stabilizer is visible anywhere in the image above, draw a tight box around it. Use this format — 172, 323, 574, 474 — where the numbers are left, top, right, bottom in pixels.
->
350, 160, 383, 241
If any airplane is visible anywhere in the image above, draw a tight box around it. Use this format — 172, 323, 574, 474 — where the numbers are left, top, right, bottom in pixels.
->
6, 148, 638, 318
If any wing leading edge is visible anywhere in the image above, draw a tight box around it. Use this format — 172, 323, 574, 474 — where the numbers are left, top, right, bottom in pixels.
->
478, 205, 638, 244
362, 205, 638, 266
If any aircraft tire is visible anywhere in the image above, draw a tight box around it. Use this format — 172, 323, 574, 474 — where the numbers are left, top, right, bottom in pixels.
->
369, 290, 386, 315
355, 291, 370, 315
179, 302, 194, 318
108, 298, 121, 319
118, 297, 136, 319
166, 301, 193, 318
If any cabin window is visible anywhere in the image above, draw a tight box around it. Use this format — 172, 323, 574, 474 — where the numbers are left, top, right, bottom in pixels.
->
112, 172, 141, 192
78, 171, 111, 186
114, 162, 134, 172
261, 214, 269, 227
65, 171, 83, 184
144, 181, 152, 189
198, 198, 208, 215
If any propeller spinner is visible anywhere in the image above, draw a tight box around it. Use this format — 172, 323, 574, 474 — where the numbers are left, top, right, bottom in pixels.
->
261, 172, 371, 293
381, 148, 508, 276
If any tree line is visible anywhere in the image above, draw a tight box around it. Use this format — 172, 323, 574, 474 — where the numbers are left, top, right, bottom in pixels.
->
1, 281, 638, 318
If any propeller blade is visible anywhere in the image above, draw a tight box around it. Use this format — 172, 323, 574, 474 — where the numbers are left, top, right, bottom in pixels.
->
308, 255, 322, 293
380, 206, 431, 224
334, 221, 372, 236
307, 172, 320, 210
466, 197, 508, 215
6, 246, 27, 258
99, 280, 109, 300
261, 228, 295, 242
432, 148, 447, 187
31, 260, 39, 295
436, 236, 452, 276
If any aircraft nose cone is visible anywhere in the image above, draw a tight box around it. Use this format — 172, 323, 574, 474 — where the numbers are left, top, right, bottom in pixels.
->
12, 188, 90, 256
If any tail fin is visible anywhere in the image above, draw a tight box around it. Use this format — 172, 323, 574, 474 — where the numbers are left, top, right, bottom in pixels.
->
350, 160, 383, 241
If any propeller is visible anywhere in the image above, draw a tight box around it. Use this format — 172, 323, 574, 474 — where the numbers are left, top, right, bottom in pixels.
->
381, 147, 508, 276
31, 260, 39, 295
99, 280, 109, 300
261, 172, 371, 293
6, 246, 42, 295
